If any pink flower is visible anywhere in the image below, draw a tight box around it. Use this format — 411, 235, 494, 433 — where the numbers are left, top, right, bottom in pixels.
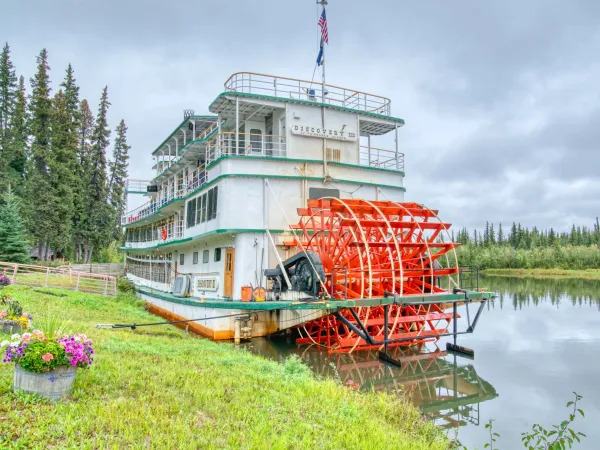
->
41, 353, 53, 362
0, 311, 6, 319
21, 333, 32, 342
32, 329, 44, 338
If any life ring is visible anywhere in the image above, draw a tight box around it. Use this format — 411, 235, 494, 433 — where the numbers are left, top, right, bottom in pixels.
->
161, 227, 168, 240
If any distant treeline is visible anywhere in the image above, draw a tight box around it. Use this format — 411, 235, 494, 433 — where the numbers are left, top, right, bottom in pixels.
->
453, 220, 600, 270
0, 43, 129, 263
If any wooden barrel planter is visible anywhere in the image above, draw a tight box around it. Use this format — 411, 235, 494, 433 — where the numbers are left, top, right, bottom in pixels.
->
14, 364, 78, 401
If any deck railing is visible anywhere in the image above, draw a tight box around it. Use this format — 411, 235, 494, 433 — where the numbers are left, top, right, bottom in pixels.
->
225, 72, 392, 116
360, 146, 405, 172
206, 132, 287, 165
154, 121, 220, 178
124, 220, 184, 248
122, 164, 208, 225
0, 262, 117, 296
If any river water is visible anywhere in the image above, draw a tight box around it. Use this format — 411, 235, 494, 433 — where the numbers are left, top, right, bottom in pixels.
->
244, 276, 600, 449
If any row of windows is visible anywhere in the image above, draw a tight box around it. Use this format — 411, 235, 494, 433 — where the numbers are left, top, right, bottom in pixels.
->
186, 186, 218, 229
126, 260, 171, 284
179, 248, 222, 266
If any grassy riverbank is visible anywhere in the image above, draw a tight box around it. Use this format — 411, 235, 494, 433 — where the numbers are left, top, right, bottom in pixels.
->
482, 268, 600, 280
0, 286, 447, 450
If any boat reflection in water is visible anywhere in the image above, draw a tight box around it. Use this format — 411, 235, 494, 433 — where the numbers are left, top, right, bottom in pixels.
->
245, 338, 498, 431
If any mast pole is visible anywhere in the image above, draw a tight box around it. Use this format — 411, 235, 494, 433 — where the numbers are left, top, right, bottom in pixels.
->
318, 0, 328, 179
318, 0, 328, 102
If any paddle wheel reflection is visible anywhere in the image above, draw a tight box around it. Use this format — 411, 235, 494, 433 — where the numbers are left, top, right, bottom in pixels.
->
247, 338, 498, 430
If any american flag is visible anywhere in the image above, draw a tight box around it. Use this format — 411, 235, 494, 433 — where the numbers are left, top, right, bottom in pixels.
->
318, 9, 328, 44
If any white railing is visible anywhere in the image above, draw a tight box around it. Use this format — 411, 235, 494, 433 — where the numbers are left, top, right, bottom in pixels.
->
0, 262, 117, 296
154, 121, 220, 179
124, 220, 184, 249
122, 167, 208, 225
206, 132, 287, 165
225, 72, 392, 116
125, 179, 151, 193
360, 146, 405, 172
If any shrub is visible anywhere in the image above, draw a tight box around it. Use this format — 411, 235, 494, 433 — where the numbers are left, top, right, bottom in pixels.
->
117, 277, 137, 294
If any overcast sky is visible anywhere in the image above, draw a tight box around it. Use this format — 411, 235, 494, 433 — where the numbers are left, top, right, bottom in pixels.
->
3, 0, 599, 233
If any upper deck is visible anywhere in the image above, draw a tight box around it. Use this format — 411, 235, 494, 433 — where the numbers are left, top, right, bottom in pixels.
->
123, 72, 406, 228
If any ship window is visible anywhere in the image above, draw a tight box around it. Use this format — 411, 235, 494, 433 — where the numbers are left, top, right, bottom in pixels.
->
180, 253, 184, 265
249, 129, 262, 152
214, 248, 221, 262
195, 194, 202, 224
193, 252, 198, 264
186, 198, 197, 228
208, 186, 218, 220
201, 193, 207, 222
326, 148, 341, 162
203, 250, 209, 263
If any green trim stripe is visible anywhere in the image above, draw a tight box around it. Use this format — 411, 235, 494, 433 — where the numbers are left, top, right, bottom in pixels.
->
209, 92, 405, 125
138, 286, 495, 311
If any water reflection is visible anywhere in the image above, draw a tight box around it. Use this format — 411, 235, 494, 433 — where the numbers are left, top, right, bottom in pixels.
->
245, 338, 498, 431
246, 276, 600, 448
483, 276, 600, 310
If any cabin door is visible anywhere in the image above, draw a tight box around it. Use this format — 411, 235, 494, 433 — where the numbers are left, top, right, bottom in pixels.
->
224, 249, 235, 298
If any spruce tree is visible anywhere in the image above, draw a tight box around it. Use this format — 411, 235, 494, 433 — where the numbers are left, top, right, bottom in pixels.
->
26, 49, 54, 260
0, 188, 30, 263
48, 89, 76, 255
73, 99, 94, 261
84, 86, 111, 262
8, 76, 28, 193
0, 42, 18, 192
107, 119, 130, 239
497, 223, 504, 245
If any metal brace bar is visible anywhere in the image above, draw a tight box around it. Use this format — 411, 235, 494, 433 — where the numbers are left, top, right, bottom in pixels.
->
347, 307, 376, 345
467, 299, 487, 332
333, 312, 374, 345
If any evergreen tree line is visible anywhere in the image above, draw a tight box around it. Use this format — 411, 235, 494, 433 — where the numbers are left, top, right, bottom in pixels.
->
0, 43, 130, 263
453, 219, 600, 270
454, 219, 600, 248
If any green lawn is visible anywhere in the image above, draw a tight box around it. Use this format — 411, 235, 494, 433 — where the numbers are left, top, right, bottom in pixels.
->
483, 268, 600, 280
0, 286, 447, 450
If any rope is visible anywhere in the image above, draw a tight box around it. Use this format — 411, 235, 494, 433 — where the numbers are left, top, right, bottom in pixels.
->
97, 300, 329, 330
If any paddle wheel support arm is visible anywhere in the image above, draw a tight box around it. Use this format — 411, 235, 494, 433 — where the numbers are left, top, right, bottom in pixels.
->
323, 296, 493, 364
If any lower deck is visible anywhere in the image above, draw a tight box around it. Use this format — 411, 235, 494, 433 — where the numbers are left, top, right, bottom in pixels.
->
137, 286, 494, 342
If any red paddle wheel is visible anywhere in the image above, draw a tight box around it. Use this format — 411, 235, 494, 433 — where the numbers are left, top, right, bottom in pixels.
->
283, 198, 461, 353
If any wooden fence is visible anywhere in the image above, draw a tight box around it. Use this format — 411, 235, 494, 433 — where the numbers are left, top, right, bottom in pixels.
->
57, 263, 124, 277
0, 262, 117, 296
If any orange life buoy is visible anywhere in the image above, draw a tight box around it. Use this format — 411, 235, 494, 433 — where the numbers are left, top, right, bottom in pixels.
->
161, 227, 167, 240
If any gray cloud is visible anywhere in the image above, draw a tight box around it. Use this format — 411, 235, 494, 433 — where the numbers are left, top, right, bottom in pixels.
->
3, 0, 598, 232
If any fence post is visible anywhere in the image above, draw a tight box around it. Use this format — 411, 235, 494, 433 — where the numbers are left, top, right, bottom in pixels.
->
103, 277, 108, 295
11, 263, 18, 283
45, 268, 50, 287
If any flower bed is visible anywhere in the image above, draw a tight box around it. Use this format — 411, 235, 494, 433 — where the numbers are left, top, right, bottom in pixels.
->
0, 270, 11, 288
0, 290, 31, 333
